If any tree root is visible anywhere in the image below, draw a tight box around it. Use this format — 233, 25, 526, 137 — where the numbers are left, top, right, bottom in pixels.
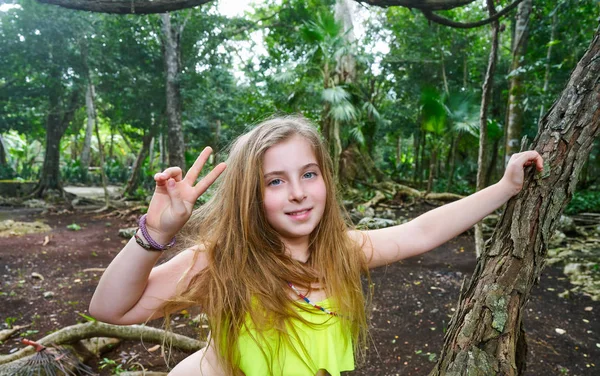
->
358, 181, 464, 209
0, 321, 205, 365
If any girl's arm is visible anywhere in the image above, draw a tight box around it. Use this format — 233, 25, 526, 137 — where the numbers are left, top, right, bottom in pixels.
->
353, 151, 543, 268
89, 147, 226, 324
89, 239, 207, 325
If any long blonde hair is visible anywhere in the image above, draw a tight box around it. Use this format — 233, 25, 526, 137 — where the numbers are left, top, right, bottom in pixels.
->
164, 115, 371, 374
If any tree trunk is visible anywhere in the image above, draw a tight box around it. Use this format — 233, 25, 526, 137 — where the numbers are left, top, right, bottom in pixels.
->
475, 0, 499, 257
426, 147, 437, 194
0, 134, 7, 166
161, 12, 186, 171
485, 136, 501, 187
396, 135, 402, 168
430, 25, 600, 376
124, 130, 154, 196
148, 136, 155, 171
504, 0, 532, 164
81, 84, 95, 178
35, 88, 81, 197
446, 133, 460, 191
538, 10, 557, 121
323, 0, 356, 180
109, 125, 115, 159
413, 130, 421, 184
419, 132, 427, 187
90, 82, 110, 208
160, 132, 167, 170
214, 118, 222, 159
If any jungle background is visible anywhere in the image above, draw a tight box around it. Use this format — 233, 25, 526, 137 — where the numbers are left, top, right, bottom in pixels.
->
0, 0, 599, 375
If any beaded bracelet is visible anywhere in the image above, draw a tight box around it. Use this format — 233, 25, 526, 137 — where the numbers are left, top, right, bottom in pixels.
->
137, 214, 176, 251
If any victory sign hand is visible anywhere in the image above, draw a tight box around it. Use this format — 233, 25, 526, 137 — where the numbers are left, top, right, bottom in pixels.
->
145, 147, 226, 243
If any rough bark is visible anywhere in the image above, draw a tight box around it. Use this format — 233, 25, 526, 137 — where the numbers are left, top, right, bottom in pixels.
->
505, 0, 533, 164
161, 13, 186, 171
37, 0, 212, 14
429, 25, 600, 376
475, 0, 499, 257
124, 130, 154, 196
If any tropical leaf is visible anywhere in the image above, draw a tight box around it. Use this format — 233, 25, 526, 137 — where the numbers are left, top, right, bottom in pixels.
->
349, 126, 365, 146
363, 101, 381, 120
271, 70, 296, 83
330, 101, 357, 122
420, 87, 446, 135
322, 86, 350, 104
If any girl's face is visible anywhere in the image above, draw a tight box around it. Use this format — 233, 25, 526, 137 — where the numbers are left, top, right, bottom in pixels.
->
262, 135, 327, 247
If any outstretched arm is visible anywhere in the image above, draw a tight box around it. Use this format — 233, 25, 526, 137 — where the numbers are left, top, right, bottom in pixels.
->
354, 151, 543, 268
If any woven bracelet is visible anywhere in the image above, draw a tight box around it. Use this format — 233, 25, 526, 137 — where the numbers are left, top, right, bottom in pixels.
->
138, 214, 176, 251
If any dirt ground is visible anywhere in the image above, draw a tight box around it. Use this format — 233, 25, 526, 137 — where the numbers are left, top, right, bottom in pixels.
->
0, 205, 598, 376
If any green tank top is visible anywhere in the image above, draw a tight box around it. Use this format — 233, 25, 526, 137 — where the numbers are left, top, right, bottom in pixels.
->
237, 298, 354, 375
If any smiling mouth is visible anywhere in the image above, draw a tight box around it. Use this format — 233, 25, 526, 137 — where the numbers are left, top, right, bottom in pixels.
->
286, 208, 312, 216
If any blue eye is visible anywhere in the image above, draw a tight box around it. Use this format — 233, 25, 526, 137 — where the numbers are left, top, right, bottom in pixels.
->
303, 172, 317, 179
268, 179, 282, 186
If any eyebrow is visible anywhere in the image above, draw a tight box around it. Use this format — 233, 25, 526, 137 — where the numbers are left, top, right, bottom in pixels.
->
264, 163, 320, 179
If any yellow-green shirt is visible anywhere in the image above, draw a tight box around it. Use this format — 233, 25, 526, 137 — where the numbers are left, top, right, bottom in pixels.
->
237, 298, 354, 376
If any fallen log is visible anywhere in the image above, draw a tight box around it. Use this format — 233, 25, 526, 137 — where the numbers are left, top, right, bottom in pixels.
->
0, 321, 205, 366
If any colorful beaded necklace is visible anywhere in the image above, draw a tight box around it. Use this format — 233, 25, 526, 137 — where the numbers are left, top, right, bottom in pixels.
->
287, 282, 339, 317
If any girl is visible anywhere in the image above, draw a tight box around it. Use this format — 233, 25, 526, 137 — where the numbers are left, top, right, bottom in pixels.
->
89, 116, 543, 376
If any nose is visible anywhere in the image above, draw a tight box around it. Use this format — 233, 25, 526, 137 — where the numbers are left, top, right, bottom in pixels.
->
288, 180, 306, 202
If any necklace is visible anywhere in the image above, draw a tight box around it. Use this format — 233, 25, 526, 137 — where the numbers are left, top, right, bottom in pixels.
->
287, 282, 339, 316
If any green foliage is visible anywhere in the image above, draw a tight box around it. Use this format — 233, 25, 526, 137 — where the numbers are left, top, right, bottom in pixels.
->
4, 316, 18, 329
67, 223, 82, 231
0, 164, 16, 180
565, 190, 600, 215
1, 0, 598, 198
61, 160, 88, 184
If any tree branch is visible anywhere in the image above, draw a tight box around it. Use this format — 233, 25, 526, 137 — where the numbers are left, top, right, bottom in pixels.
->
36, 0, 213, 14
421, 0, 524, 29
0, 321, 205, 365
354, 0, 476, 11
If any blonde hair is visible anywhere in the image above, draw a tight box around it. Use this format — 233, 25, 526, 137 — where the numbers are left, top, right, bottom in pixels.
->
163, 115, 371, 374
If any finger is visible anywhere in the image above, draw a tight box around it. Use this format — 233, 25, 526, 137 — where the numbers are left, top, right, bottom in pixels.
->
515, 151, 543, 171
166, 177, 188, 215
163, 167, 184, 181
194, 162, 227, 197
154, 172, 169, 187
184, 147, 213, 185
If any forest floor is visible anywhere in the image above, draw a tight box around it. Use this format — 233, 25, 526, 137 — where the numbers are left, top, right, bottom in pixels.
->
0, 203, 598, 376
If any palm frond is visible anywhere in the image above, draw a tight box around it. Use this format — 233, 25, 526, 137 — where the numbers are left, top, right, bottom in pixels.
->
330, 101, 357, 122
322, 86, 350, 105
349, 126, 365, 146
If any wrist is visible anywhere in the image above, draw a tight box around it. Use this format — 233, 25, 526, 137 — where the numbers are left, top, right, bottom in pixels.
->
137, 214, 177, 251
145, 226, 177, 246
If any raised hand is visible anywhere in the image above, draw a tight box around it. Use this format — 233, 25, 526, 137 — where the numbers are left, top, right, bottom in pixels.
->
145, 147, 226, 244
500, 150, 544, 196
